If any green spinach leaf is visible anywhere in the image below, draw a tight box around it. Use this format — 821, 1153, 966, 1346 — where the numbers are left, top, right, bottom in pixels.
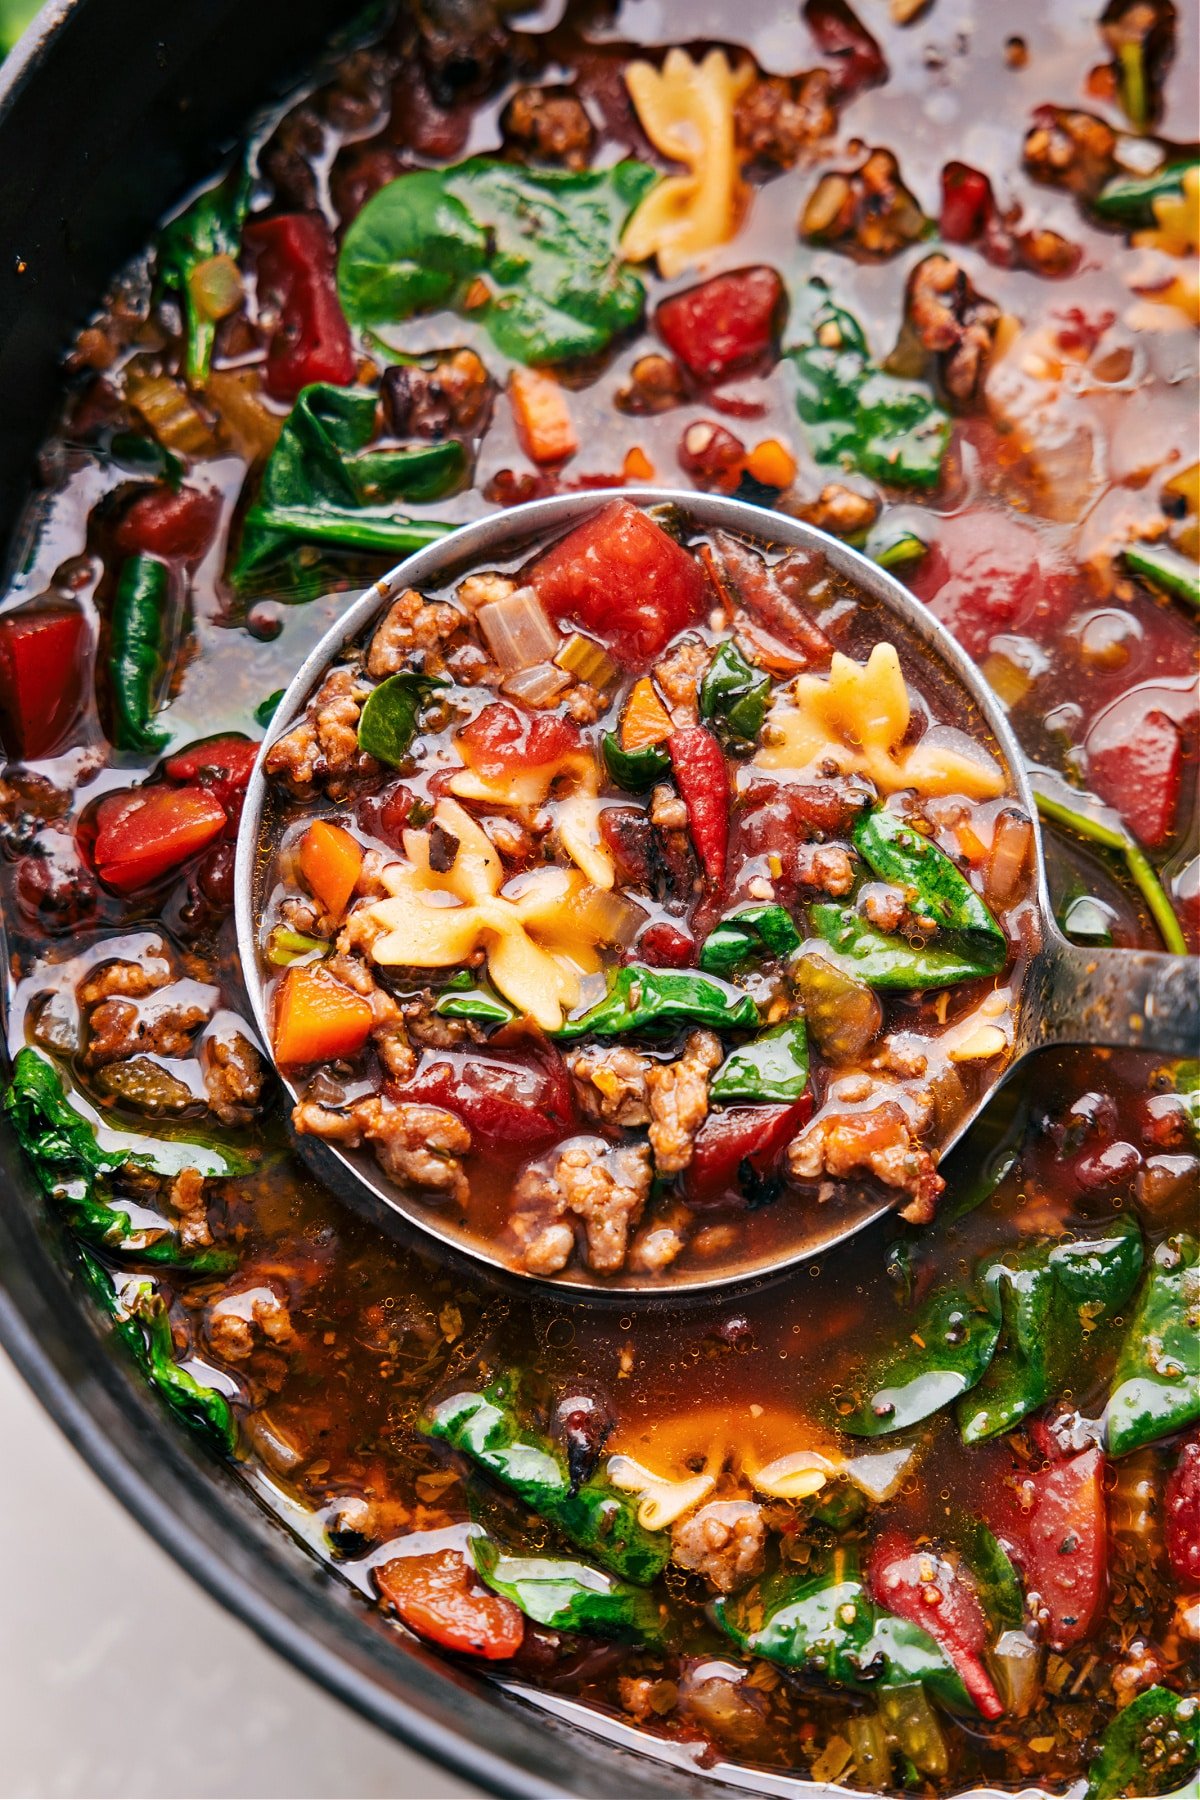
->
853, 809, 1005, 965
1084, 1685, 1199, 1800
231, 383, 458, 600
1107, 1236, 1200, 1456
842, 1283, 1001, 1437
1093, 158, 1200, 224
471, 1537, 668, 1645
965, 1521, 1024, 1635
699, 639, 771, 748
711, 1019, 809, 1103
357, 671, 447, 766
554, 964, 759, 1041
602, 731, 671, 792
157, 159, 253, 387
338, 158, 660, 365
810, 904, 998, 990
699, 904, 801, 979
791, 298, 951, 490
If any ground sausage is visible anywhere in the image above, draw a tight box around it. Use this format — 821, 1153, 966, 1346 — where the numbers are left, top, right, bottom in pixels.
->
671, 1501, 767, 1594
646, 1030, 723, 1175
788, 1100, 944, 1222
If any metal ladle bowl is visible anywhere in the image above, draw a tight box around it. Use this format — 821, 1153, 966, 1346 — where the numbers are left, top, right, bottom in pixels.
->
234, 489, 1197, 1299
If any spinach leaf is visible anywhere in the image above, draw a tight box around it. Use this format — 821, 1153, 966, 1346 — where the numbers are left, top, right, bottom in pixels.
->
700, 904, 802, 979
853, 809, 1005, 966
357, 671, 447, 766
1174, 1059, 1200, 1144
699, 640, 771, 748
231, 383, 459, 600
715, 1564, 969, 1711
965, 1521, 1024, 1635
435, 979, 515, 1026
4, 1049, 241, 1274
842, 1283, 1000, 1437
471, 1537, 668, 1646
1084, 1685, 1199, 1800
107, 430, 184, 488
554, 964, 759, 1041
157, 159, 253, 387
254, 689, 286, 729
1094, 158, 1200, 224
423, 1382, 670, 1584
80, 1254, 237, 1453
810, 905, 997, 990
791, 298, 951, 491
957, 1256, 1061, 1444
602, 731, 670, 792
338, 157, 660, 365
711, 1019, 809, 1104
1107, 1235, 1200, 1456
109, 554, 172, 753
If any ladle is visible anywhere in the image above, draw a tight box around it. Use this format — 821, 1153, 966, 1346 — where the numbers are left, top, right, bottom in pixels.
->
234, 490, 1197, 1298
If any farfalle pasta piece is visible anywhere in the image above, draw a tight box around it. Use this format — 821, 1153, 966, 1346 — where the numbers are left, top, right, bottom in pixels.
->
620, 48, 754, 279
606, 1454, 716, 1529
359, 798, 621, 1031
755, 642, 1005, 799
449, 738, 615, 889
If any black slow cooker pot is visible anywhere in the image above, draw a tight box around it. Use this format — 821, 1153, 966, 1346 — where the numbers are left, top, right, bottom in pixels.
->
0, 7, 739, 1794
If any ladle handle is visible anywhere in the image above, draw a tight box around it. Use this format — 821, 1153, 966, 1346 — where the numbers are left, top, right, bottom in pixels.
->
1032, 933, 1198, 1059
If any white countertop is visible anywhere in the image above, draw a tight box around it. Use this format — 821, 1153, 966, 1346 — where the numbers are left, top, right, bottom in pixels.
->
0, 1346, 486, 1800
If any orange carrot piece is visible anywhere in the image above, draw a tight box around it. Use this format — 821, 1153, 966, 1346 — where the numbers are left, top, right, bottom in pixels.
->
509, 369, 577, 466
745, 438, 798, 489
273, 964, 373, 1066
298, 819, 363, 918
620, 676, 674, 751
622, 445, 656, 481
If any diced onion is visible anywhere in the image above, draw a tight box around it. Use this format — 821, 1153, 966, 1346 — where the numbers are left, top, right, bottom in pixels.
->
990, 1630, 1043, 1717
949, 1023, 1009, 1062
750, 1451, 834, 1500
554, 632, 619, 690
842, 1442, 919, 1502
569, 881, 645, 948
126, 373, 215, 456
501, 661, 572, 706
478, 586, 561, 673
987, 808, 1033, 906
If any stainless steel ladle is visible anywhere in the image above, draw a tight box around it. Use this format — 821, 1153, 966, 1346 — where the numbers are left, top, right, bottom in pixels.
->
235, 490, 1197, 1299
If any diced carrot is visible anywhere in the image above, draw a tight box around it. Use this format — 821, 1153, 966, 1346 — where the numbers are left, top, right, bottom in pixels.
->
622, 444, 656, 481
273, 964, 373, 1066
955, 819, 989, 865
745, 437, 798, 490
509, 369, 577, 466
620, 676, 674, 751
298, 819, 363, 918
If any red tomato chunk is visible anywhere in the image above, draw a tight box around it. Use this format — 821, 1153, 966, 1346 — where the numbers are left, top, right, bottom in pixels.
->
530, 499, 706, 664
867, 1529, 1004, 1719
113, 484, 221, 562
1086, 693, 1184, 850
987, 1446, 1107, 1650
686, 1098, 811, 1208
376, 1548, 524, 1660
911, 510, 1071, 661
92, 785, 228, 893
668, 725, 729, 883
1165, 1434, 1200, 1589
244, 213, 356, 400
0, 605, 88, 759
396, 1047, 576, 1155
656, 267, 786, 383
459, 702, 579, 779
164, 733, 260, 820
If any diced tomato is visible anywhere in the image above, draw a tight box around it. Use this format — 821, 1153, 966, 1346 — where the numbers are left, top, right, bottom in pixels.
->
940, 162, 995, 243
164, 734, 260, 821
357, 778, 418, 848
1165, 1434, 1200, 1588
987, 1447, 1108, 1649
1086, 694, 1184, 850
0, 605, 88, 760
113, 484, 221, 562
656, 268, 786, 383
867, 1529, 1004, 1719
92, 784, 228, 893
803, 0, 887, 97
396, 1047, 577, 1155
243, 213, 356, 401
686, 1097, 812, 1208
910, 509, 1073, 661
273, 962, 374, 1066
376, 1549, 524, 1660
668, 726, 728, 884
530, 500, 706, 665
459, 702, 579, 780
637, 921, 696, 967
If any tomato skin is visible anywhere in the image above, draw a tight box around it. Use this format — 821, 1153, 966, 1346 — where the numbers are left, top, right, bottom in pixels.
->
1165, 1434, 1200, 1588
637, 921, 696, 967
1086, 696, 1183, 850
910, 510, 1070, 661
803, 0, 887, 97
0, 605, 88, 759
459, 702, 579, 779
376, 1549, 524, 1660
668, 726, 729, 884
656, 268, 785, 382
395, 1047, 577, 1154
164, 734, 260, 822
113, 484, 220, 562
867, 1529, 1004, 1719
91, 784, 228, 893
686, 1097, 812, 1207
987, 1447, 1108, 1649
940, 162, 994, 243
530, 499, 706, 665
244, 213, 355, 400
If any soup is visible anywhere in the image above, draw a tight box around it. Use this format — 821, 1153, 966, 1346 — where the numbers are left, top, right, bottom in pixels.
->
0, 2, 1196, 1795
